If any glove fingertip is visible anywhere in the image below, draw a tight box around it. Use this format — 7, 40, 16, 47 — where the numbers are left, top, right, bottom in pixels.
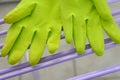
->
1, 47, 9, 57
4, 12, 16, 24
4, 17, 8, 23
8, 50, 23, 65
1, 50, 6, 57
29, 56, 40, 66
48, 44, 58, 54
1, 53, 6, 57
112, 32, 120, 44
115, 41, 120, 44
30, 60, 38, 66
76, 48, 85, 55
66, 37, 72, 44
95, 52, 104, 56
93, 48, 104, 56
8, 56, 17, 65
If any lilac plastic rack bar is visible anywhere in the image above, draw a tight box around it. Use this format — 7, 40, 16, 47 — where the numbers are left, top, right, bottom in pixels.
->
0, 0, 120, 80
68, 64, 120, 80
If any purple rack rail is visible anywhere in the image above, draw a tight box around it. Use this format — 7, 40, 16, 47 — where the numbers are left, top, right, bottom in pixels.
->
0, 0, 120, 80
68, 64, 120, 80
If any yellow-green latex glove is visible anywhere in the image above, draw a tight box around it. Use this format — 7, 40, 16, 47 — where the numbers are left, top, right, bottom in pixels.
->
60, 0, 120, 56
2, 0, 62, 65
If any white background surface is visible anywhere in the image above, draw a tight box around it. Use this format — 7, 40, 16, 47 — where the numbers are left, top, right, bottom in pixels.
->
0, 0, 120, 80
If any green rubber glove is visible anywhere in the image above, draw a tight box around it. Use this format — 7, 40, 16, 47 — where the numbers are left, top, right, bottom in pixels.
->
60, 0, 120, 56
2, 0, 62, 65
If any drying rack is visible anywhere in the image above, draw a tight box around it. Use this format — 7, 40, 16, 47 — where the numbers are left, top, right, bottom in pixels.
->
0, 0, 120, 80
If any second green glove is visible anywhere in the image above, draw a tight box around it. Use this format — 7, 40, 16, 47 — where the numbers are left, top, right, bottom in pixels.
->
60, 0, 120, 56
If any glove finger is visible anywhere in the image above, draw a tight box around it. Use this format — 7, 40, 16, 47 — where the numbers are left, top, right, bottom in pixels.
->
2, 23, 23, 57
73, 16, 86, 54
102, 21, 120, 43
47, 24, 62, 53
87, 10, 104, 56
4, 1, 36, 24
29, 29, 48, 66
8, 28, 33, 65
92, 0, 112, 20
62, 16, 73, 43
